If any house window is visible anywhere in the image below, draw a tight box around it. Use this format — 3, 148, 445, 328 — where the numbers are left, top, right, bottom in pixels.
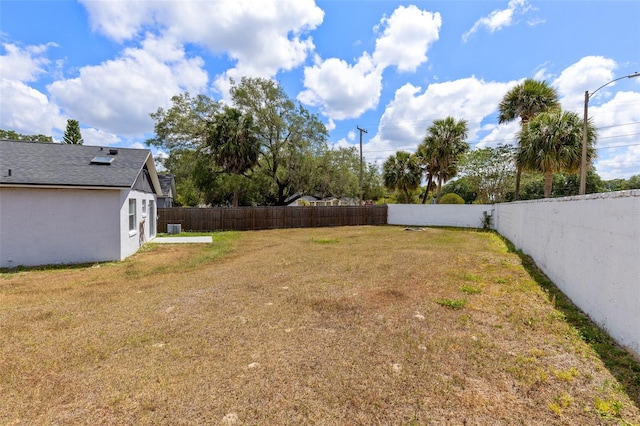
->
149, 200, 156, 236
129, 199, 136, 233
142, 200, 147, 217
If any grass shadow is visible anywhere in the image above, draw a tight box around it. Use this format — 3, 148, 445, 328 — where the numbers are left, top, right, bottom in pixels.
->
0, 261, 112, 275
496, 232, 640, 409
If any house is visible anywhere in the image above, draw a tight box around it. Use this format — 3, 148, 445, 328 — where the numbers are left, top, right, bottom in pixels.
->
0, 140, 162, 268
287, 195, 359, 207
287, 195, 319, 206
157, 174, 176, 208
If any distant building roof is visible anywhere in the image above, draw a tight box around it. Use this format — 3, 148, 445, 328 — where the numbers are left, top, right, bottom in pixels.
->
157, 174, 175, 197
0, 139, 160, 193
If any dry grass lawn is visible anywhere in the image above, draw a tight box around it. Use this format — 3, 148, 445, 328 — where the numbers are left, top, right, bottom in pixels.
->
1, 226, 639, 425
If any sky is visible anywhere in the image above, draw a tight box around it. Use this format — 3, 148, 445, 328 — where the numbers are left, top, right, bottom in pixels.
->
1, 0, 639, 180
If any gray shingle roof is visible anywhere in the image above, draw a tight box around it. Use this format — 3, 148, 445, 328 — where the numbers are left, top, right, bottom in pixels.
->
0, 140, 153, 188
157, 174, 175, 197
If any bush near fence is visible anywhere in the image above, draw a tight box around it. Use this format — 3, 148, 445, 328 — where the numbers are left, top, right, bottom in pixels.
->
157, 205, 388, 232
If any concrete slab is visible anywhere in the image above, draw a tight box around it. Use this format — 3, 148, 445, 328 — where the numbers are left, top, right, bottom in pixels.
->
151, 236, 213, 244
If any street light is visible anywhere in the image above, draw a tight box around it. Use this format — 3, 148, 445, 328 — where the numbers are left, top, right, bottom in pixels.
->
579, 71, 640, 195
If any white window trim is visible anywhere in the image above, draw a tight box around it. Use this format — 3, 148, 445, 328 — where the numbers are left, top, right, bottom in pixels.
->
128, 199, 137, 236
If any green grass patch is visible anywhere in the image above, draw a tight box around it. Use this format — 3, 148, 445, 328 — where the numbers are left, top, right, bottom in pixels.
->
436, 298, 467, 309
460, 284, 482, 294
310, 237, 340, 244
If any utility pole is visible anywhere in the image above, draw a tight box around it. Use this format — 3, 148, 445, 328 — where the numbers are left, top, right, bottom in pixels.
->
579, 72, 640, 195
357, 126, 368, 205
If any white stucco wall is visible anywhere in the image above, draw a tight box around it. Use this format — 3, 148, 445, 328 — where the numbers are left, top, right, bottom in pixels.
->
386, 192, 640, 358
0, 188, 158, 268
119, 190, 157, 260
494, 191, 640, 357
387, 204, 492, 228
0, 187, 121, 267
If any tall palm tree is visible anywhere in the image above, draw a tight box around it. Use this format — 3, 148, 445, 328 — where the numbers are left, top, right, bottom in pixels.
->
414, 145, 436, 203
206, 106, 261, 206
498, 79, 560, 199
518, 109, 597, 198
383, 151, 422, 203
420, 117, 470, 203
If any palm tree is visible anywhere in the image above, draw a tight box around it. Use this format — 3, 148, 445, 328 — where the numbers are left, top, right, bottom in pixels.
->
383, 151, 422, 203
419, 117, 470, 203
206, 106, 261, 206
518, 109, 597, 198
498, 79, 560, 199
415, 145, 437, 203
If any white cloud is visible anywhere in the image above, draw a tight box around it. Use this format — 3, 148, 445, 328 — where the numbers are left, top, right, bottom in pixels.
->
297, 54, 383, 120
596, 145, 640, 180
47, 35, 208, 136
0, 42, 57, 82
554, 55, 617, 111
129, 141, 146, 149
81, 127, 122, 147
475, 121, 520, 149
80, 0, 156, 42
0, 79, 64, 136
589, 91, 640, 179
371, 77, 517, 162
80, 0, 324, 94
462, 0, 533, 42
331, 138, 356, 150
298, 4, 441, 122
372, 5, 441, 72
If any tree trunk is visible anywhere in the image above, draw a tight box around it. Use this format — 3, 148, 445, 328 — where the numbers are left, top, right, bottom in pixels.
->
436, 175, 443, 204
404, 188, 411, 204
544, 171, 553, 198
421, 175, 432, 204
514, 166, 522, 200
232, 190, 239, 208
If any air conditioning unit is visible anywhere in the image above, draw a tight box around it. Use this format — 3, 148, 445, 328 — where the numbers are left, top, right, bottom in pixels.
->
167, 224, 181, 234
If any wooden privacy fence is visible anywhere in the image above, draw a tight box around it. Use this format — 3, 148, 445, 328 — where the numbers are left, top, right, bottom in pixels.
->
157, 205, 388, 232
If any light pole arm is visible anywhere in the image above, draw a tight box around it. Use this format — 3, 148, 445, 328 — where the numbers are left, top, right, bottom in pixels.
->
589, 72, 640, 101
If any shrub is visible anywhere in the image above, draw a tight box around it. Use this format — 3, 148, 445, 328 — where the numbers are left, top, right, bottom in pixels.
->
439, 193, 465, 204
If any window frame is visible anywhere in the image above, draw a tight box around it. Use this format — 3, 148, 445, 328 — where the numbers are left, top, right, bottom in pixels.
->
128, 199, 137, 234
148, 200, 156, 236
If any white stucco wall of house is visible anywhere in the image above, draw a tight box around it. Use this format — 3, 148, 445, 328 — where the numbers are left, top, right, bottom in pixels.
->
493, 190, 640, 357
387, 204, 492, 228
118, 189, 157, 260
0, 187, 121, 267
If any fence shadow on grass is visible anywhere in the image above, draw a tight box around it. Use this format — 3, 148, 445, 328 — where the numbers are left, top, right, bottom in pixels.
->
496, 232, 640, 410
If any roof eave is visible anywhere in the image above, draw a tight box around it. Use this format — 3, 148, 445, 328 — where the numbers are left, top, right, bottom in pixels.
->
0, 183, 128, 190
143, 152, 163, 197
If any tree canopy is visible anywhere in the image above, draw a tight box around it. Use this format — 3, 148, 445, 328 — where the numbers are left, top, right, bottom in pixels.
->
498, 79, 560, 199
518, 109, 596, 197
0, 129, 53, 142
458, 144, 516, 203
418, 117, 469, 203
63, 119, 84, 144
383, 151, 422, 203
147, 77, 380, 206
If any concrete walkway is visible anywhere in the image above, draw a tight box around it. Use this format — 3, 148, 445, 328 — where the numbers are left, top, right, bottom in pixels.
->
151, 236, 213, 244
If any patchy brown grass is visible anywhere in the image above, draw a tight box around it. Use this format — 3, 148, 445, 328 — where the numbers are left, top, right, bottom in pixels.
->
1, 226, 638, 425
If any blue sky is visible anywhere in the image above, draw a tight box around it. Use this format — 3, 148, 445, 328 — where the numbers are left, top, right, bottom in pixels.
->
1, 0, 639, 180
